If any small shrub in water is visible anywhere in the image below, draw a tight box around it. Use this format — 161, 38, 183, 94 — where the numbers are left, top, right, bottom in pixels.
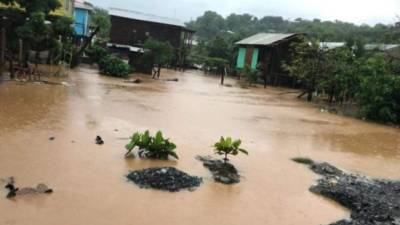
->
213, 137, 248, 163
125, 130, 178, 160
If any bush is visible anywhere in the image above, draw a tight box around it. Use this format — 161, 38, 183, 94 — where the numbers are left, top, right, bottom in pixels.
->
85, 45, 108, 64
125, 130, 178, 160
243, 66, 260, 86
357, 74, 400, 124
98, 54, 131, 77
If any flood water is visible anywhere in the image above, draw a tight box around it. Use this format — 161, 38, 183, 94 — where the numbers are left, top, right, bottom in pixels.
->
0, 67, 399, 225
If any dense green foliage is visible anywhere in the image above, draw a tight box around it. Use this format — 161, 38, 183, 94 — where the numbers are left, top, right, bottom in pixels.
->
284, 37, 400, 124
0, 0, 61, 15
85, 45, 108, 64
90, 7, 111, 43
214, 137, 248, 163
98, 54, 130, 77
186, 11, 399, 77
125, 130, 178, 160
143, 38, 173, 78
243, 66, 260, 86
186, 11, 398, 43
86, 45, 131, 77
356, 55, 400, 124
0, 0, 74, 66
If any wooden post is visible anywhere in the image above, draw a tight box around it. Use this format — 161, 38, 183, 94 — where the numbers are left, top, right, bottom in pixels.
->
18, 39, 23, 67
220, 67, 226, 85
0, 26, 5, 79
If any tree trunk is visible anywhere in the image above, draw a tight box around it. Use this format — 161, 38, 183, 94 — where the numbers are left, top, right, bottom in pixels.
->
9, 56, 14, 79
220, 72, 225, 85
307, 90, 313, 102
0, 27, 5, 79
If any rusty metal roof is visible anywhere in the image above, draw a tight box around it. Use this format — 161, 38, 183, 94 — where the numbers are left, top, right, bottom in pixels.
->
236, 33, 299, 46
109, 7, 185, 28
74, 1, 94, 11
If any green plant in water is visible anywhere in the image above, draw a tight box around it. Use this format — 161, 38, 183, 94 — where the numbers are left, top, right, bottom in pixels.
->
213, 137, 248, 163
125, 130, 178, 160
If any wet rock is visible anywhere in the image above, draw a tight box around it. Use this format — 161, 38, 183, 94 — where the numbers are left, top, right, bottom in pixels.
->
5, 183, 18, 199
127, 167, 202, 192
294, 159, 400, 225
2, 177, 53, 198
124, 79, 142, 84
196, 156, 241, 184
95, 136, 104, 145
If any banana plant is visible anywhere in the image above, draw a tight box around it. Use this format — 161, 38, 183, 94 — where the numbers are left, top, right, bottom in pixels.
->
125, 130, 178, 160
125, 130, 151, 157
145, 131, 178, 160
214, 137, 248, 163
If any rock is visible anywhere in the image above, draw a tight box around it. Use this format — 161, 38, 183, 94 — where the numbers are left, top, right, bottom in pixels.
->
5, 183, 18, 199
49, 137, 55, 141
124, 79, 142, 84
127, 167, 202, 192
196, 156, 241, 184
36, 183, 53, 194
3, 177, 53, 198
95, 136, 104, 145
295, 159, 400, 225
166, 78, 179, 82
17, 187, 38, 195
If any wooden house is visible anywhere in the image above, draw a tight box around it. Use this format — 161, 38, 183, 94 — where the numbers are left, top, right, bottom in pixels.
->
236, 33, 302, 87
108, 8, 195, 72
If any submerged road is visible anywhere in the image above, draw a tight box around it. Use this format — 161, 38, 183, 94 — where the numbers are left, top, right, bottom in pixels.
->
0, 67, 399, 225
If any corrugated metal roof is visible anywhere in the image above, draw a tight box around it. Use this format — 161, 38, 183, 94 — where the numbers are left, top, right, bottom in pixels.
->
109, 7, 185, 28
74, 1, 94, 11
107, 43, 144, 53
320, 42, 346, 50
365, 44, 400, 51
236, 33, 299, 46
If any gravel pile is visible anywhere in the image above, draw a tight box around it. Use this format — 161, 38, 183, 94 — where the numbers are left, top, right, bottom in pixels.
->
127, 167, 202, 192
295, 158, 400, 225
197, 156, 240, 184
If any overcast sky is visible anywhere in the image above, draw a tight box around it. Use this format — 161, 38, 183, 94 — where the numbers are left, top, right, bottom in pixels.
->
89, 0, 399, 25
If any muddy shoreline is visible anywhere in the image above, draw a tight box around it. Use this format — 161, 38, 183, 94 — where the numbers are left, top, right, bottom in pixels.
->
295, 158, 400, 225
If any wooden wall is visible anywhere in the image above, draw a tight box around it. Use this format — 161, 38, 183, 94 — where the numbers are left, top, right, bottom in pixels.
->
110, 16, 183, 48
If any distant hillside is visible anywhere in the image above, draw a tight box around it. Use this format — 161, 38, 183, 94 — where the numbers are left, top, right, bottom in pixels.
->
186, 11, 399, 43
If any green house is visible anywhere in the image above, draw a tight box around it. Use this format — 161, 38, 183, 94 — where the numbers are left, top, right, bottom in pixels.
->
235, 33, 302, 87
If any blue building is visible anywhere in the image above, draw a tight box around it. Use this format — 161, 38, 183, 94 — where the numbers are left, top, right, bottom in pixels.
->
74, 1, 93, 37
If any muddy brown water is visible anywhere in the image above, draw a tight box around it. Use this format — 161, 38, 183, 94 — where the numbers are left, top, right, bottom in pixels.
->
0, 67, 399, 225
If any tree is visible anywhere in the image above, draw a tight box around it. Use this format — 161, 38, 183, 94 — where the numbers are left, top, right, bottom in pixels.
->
2, 0, 74, 68
16, 12, 52, 66
90, 7, 111, 43
143, 38, 173, 79
186, 11, 225, 40
284, 38, 325, 101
